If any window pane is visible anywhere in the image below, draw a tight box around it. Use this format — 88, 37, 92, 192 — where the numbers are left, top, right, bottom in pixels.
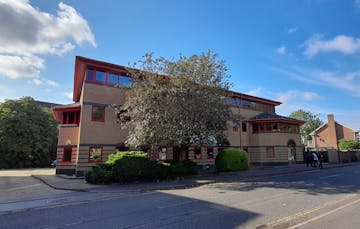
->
242, 122, 247, 132
96, 71, 106, 83
89, 147, 102, 162
108, 73, 118, 85
87, 69, 94, 81
63, 147, 72, 162
92, 106, 105, 122
253, 124, 259, 133
266, 147, 274, 157
119, 76, 132, 87
68, 112, 75, 124
207, 148, 214, 159
266, 123, 272, 132
194, 148, 201, 159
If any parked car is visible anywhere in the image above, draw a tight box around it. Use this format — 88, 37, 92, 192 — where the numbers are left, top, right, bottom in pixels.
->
51, 160, 57, 167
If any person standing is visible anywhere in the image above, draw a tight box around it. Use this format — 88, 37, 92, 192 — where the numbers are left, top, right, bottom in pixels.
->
312, 153, 318, 168
319, 153, 324, 169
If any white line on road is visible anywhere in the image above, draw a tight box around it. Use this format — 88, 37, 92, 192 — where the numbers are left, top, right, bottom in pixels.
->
287, 197, 360, 229
319, 174, 343, 179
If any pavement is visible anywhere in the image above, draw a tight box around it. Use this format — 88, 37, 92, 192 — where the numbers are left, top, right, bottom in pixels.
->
33, 161, 360, 193
1, 162, 360, 215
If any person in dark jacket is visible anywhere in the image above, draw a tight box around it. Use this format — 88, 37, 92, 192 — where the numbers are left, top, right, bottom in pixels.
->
319, 153, 324, 169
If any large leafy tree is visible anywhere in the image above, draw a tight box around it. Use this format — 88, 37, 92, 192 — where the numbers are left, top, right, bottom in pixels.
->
123, 51, 232, 155
289, 109, 323, 143
0, 97, 58, 168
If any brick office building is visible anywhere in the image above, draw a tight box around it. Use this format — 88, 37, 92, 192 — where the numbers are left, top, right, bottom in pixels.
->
53, 56, 304, 176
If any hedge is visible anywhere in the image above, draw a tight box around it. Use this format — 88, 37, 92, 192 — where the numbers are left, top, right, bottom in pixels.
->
85, 151, 197, 184
215, 148, 249, 172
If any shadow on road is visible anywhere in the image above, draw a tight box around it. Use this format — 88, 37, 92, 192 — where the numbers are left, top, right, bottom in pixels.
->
209, 167, 360, 196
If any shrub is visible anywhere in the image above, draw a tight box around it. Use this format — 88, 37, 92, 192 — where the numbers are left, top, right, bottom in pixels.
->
215, 148, 249, 172
112, 156, 149, 182
85, 164, 113, 184
106, 151, 147, 165
170, 160, 198, 176
143, 161, 170, 180
85, 151, 198, 184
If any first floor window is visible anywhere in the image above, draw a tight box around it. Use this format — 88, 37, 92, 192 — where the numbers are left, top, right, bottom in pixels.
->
92, 106, 105, 122
89, 146, 102, 162
63, 147, 72, 162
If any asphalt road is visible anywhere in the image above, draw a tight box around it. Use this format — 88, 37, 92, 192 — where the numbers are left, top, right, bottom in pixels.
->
1, 165, 360, 229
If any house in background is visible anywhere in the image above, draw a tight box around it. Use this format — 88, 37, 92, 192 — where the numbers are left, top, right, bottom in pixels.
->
309, 114, 356, 150
52, 56, 304, 176
308, 114, 357, 162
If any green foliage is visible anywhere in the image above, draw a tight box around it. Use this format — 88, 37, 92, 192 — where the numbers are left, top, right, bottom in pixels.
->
106, 151, 147, 165
289, 109, 323, 143
338, 139, 357, 151
123, 51, 232, 150
169, 160, 198, 176
85, 151, 198, 184
0, 97, 58, 169
215, 148, 249, 172
85, 164, 113, 184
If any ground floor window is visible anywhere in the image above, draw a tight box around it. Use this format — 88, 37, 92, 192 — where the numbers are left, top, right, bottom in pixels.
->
194, 148, 201, 159
63, 147, 72, 162
88, 146, 102, 162
207, 148, 214, 159
266, 147, 275, 157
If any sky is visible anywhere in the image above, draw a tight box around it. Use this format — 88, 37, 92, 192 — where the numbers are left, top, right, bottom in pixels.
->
0, 0, 359, 130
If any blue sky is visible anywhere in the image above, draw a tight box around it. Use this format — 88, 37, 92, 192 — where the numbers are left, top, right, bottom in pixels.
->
0, 0, 359, 130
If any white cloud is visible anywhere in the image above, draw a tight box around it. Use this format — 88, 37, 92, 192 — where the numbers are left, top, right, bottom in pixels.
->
246, 87, 263, 97
64, 92, 73, 100
0, 0, 96, 79
355, 0, 360, 8
275, 90, 324, 117
46, 80, 59, 87
32, 78, 42, 86
274, 67, 360, 96
304, 34, 360, 57
277, 90, 322, 104
276, 45, 286, 55
0, 55, 44, 79
288, 27, 297, 34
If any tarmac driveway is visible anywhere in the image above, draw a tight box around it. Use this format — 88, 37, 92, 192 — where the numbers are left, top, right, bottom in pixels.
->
0, 169, 70, 203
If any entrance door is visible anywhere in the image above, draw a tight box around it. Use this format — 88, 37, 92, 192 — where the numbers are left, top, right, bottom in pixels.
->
287, 139, 297, 163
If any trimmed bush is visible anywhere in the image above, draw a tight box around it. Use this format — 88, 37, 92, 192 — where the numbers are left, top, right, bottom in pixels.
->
106, 151, 147, 165
170, 160, 198, 176
215, 148, 249, 172
85, 164, 113, 184
85, 151, 198, 184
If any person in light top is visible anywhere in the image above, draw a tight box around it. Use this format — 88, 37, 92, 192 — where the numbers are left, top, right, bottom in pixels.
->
312, 153, 318, 168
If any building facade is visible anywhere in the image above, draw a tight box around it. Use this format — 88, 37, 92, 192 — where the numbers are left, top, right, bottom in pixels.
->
53, 56, 304, 176
309, 114, 356, 150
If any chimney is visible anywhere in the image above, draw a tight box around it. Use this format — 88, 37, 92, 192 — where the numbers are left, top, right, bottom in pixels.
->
327, 114, 338, 149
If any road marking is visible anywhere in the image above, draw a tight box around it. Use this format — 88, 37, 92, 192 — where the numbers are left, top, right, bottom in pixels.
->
319, 174, 343, 179
6, 183, 42, 191
287, 197, 360, 229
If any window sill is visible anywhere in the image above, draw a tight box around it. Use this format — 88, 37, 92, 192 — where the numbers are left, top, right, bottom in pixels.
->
59, 124, 79, 128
